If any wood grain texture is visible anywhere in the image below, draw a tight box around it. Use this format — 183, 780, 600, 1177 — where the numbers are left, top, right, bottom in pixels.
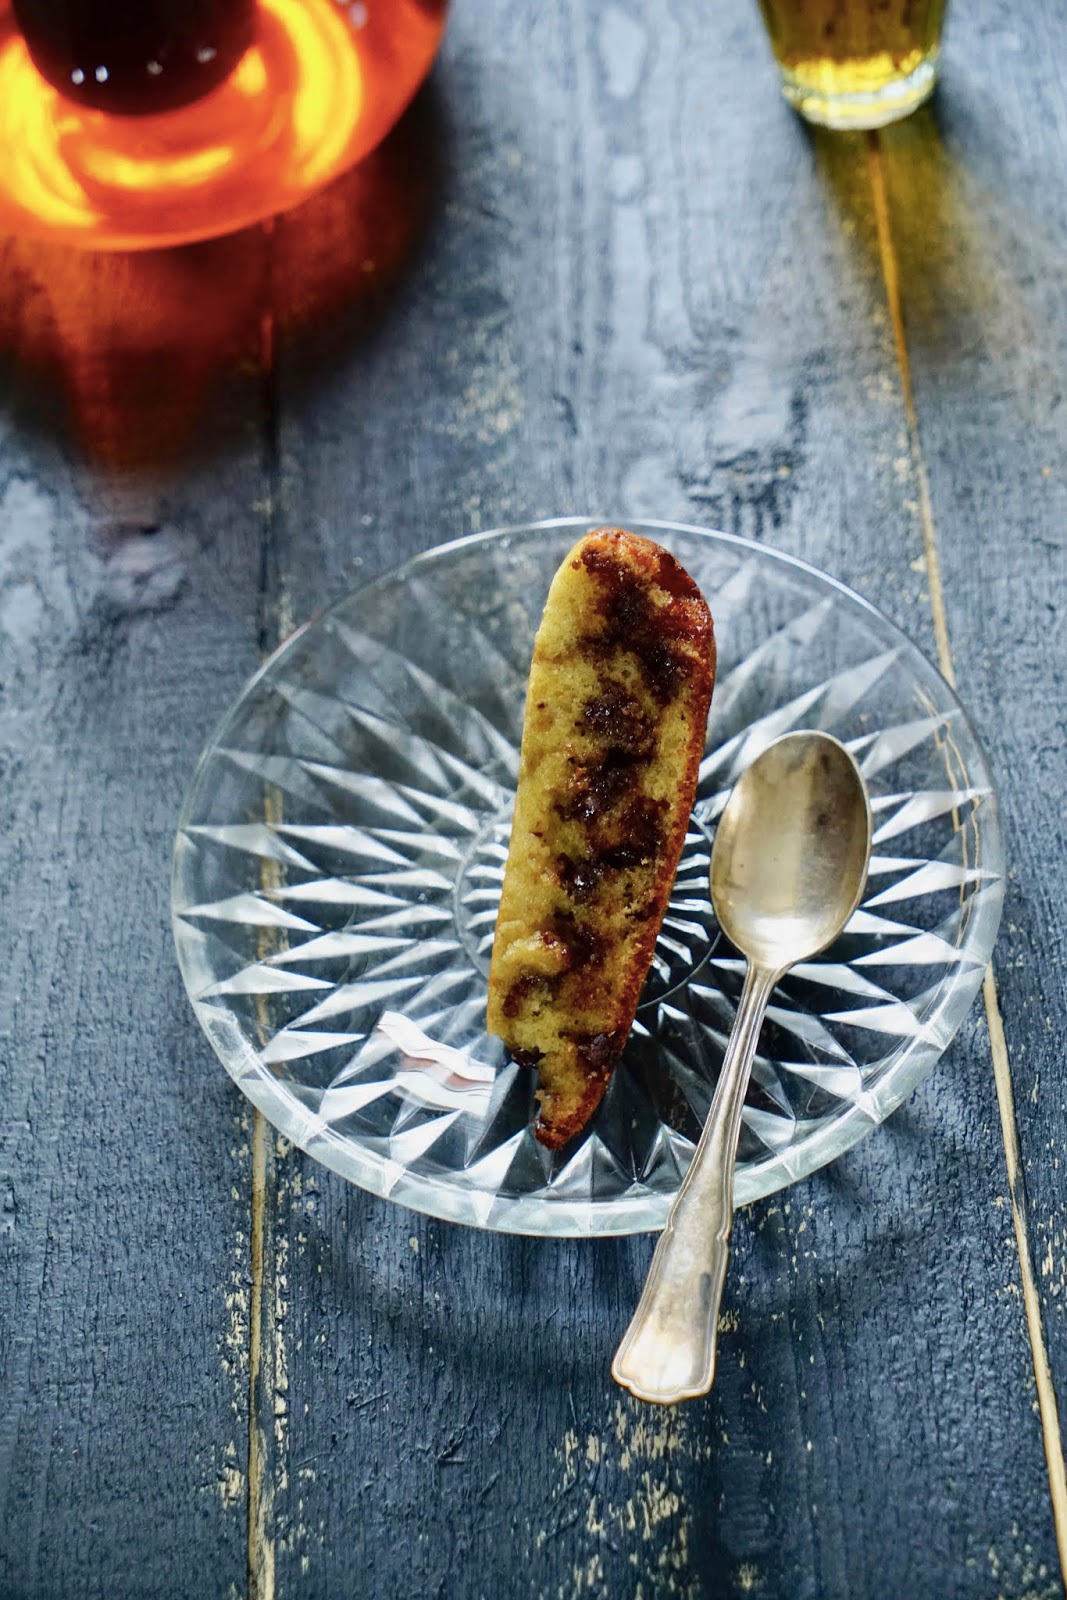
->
2, 0, 1067, 1596
0, 240, 269, 1598
0, 112, 451, 1600
253, 2, 1064, 1598
878, 0, 1067, 1574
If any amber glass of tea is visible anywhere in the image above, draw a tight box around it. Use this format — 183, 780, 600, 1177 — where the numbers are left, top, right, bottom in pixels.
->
756, 0, 947, 128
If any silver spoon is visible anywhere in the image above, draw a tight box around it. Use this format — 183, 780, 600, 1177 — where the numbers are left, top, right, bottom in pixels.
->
612, 730, 872, 1405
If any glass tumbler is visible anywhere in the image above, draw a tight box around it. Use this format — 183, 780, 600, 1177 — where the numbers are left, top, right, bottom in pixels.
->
756, 0, 948, 129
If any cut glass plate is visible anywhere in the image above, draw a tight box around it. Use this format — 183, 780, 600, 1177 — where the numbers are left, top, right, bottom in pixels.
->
172, 520, 1004, 1235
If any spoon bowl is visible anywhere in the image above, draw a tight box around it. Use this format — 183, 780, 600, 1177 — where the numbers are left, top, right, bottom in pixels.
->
711, 731, 872, 972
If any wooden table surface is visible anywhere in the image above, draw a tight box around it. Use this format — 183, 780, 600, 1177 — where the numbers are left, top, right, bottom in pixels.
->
3, 1, 1067, 1596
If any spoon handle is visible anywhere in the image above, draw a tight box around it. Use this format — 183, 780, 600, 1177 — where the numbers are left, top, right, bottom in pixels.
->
612, 964, 777, 1404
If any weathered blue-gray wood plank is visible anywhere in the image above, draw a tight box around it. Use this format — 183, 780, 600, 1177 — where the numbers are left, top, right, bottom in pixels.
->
2, 0, 1067, 1596
0, 237, 270, 1598
251, 2, 1066, 1598
881, 0, 1067, 1576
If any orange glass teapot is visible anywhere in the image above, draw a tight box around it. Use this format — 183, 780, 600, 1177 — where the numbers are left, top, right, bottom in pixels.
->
0, 0, 447, 247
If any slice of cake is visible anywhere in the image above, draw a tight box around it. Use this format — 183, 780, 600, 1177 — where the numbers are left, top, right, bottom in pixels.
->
487, 527, 716, 1149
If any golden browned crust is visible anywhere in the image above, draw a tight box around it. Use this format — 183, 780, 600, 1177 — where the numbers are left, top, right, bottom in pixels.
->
487, 527, 716, 1148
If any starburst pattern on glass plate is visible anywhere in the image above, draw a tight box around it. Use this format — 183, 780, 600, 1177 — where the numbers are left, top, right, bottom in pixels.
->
173, 524, 1003, 1234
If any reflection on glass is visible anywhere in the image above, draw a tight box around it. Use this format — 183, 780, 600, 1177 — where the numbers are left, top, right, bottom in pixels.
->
0, 0, 447, 247
757, 0, 947, 128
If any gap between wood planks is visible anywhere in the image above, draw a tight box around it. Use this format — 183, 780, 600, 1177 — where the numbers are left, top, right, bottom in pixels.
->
249, 1108, 276, 1600
867, 130, 1067, 1583
249, 257, 284, 1600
